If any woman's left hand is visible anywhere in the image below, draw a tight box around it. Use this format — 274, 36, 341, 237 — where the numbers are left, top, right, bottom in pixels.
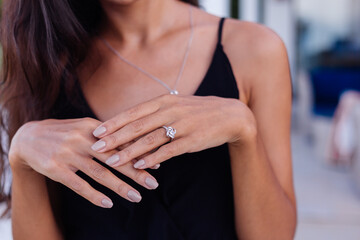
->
90, 94, 256, 169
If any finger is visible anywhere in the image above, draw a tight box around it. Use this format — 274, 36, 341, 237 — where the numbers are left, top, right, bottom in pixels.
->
133, 153, 160, 169
151, 163, 161, 169
75, 117, 103, 134
56, 169, 114, 208
104, 128, 169, 167
92, 97, 164, 138
88, 146, 159, 190
113, 162, 159, 190
134, 137, 190, 169
91, 112, 170, 153
77, 159, 143, 202
132, 151, 160, 169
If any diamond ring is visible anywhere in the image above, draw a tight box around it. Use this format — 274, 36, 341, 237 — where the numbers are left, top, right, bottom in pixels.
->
162, 126, 176, 140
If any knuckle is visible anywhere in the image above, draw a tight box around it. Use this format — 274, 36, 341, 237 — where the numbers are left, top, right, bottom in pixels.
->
82, 117, 95, 125
43, 159, 59, 174
73, 132, 85, 143
126, 105, 141, 119
117, 182, 128, 195
83, 117, 100, 129
59, 139, 76, 153
162, 144, 175, 157
133, 170, 145, 182
104, 118, 117, 131
65, 129, 83, 143
119, 148, 132, 160
89, 164, 107, 179
69, 179, 83, 192
105, 134, 117, 146
159, 94, 172, 102
57, 138, 70, 150
130, 119, 144, 133
143, 134, 156, 145
158, 94, 179, 107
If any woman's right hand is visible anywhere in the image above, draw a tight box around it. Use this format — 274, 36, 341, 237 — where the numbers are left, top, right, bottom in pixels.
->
9, 117, 159, 208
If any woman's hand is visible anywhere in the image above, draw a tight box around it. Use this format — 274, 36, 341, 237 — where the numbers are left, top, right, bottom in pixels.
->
9, 118, 159, 208
91, 94, 256, 169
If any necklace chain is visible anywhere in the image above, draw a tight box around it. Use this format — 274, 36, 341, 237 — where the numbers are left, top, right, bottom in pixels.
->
101, 6, 194, 95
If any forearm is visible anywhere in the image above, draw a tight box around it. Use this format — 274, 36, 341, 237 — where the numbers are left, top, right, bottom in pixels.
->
228, 135, 297, 240
11, 156, 62, 240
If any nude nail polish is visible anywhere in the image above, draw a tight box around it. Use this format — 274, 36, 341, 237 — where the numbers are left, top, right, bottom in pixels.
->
153, 164, 161, 169
128, 190, 142, 203
93, 126, 107, 137
106, 155, 120, 166
134, 159, 146, 169
91, 140, 106, 151
145, 177, 159, 189
101, 198, 113, 208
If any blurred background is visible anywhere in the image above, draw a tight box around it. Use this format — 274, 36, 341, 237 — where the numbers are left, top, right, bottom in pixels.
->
199, 0, 360, 239
1, 0, 360, 239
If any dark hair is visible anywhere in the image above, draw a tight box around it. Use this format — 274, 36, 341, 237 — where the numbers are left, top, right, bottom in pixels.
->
0, 0, 199, 216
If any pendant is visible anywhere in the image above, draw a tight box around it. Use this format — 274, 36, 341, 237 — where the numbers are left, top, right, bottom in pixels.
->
170, 90, 179, 95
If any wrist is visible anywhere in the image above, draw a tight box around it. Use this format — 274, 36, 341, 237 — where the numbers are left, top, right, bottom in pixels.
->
9, 146, 32, 174
228, 109, 258, 148
9, 124, 32, 173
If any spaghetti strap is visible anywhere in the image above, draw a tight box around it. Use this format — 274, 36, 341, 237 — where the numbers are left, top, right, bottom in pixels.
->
218, 17, 226, 44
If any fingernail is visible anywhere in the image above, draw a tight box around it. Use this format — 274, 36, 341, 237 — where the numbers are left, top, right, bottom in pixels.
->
145, 177, 159, 189
106, 155, 120, 166
93, 126, 107, 137
134, 159, 146, 169
153, 164, 160, 169
91, 140, 106, 151
101, 198, 113, 208
128, 190, 142, 203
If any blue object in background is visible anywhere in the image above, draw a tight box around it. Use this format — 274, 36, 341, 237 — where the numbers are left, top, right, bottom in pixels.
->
310, 67, 360, 117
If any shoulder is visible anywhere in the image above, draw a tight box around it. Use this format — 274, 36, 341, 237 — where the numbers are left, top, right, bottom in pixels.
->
221, 19, 290, 103
223, 19, 287, 62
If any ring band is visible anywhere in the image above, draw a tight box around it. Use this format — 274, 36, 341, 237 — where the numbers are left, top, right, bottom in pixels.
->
162, 126, 176, 140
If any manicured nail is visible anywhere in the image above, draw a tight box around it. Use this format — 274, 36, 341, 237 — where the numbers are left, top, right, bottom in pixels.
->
91, 140, 106, 151
128, 190, 142, 203
101, 198, 113, 208
93, 126, 107, 137
153, 164, 160, 169
106, 155, 120, 166
134, 159, 146, 169
145, 177, 159, 189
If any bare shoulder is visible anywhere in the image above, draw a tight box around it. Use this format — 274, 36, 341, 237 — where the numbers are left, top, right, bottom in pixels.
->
223, 19, 285, 50
221, 19, 291, 103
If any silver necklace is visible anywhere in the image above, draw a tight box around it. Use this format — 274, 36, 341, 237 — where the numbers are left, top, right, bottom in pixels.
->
101, 6, 194, 95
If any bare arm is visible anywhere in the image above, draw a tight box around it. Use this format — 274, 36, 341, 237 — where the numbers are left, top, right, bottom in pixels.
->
9, 118, 159, 239
229, 134, 296, 239
11, 161, 62, 240
225, 21, 296, 239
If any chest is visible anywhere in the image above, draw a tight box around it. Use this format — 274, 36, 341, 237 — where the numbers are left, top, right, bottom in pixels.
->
79, 33, 222, 121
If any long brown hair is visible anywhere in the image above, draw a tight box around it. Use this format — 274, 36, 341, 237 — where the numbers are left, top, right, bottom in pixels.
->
0, 0, 199, 216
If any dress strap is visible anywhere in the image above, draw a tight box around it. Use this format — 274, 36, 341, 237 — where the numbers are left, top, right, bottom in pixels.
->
218, 18, 226, 44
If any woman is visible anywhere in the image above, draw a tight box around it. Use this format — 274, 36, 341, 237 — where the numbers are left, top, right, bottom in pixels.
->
0, 0, 297, 239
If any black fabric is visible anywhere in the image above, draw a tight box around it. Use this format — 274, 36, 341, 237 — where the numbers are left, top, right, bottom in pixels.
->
50, 18, 239, 240
218, 18, 225, 43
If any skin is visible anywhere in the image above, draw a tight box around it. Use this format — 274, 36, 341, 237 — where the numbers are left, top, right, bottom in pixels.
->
9, 0, 297, 239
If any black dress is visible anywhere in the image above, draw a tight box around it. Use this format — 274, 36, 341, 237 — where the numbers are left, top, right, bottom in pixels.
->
50, 18, 239, 240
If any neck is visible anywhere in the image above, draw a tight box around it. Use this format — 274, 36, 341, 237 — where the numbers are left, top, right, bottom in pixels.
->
100, 0, 179, 46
